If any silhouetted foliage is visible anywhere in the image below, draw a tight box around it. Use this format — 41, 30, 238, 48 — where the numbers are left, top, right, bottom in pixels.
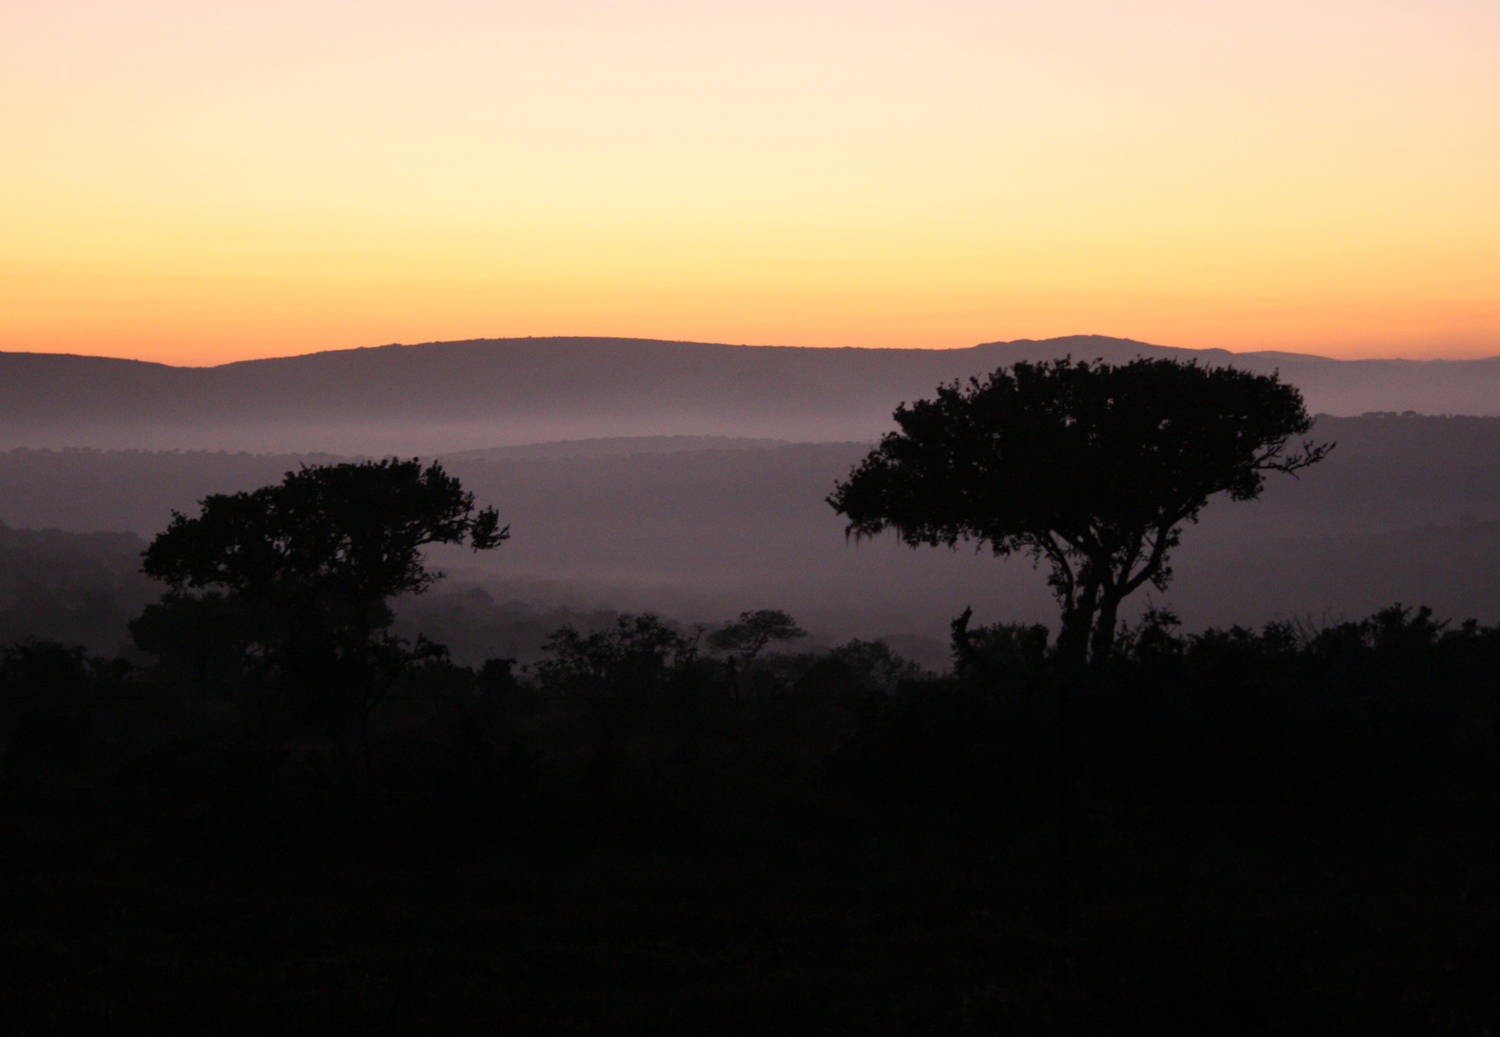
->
829, 357, 1332, 665
708, 608, 806, 699
128, 589, 265, 715
533, 613, 702, 702
133, 459, 504, 737
950, 606, 1050, 690
708, 609, 806, 660
476, 656, 520, 700
793, 638, 928, 699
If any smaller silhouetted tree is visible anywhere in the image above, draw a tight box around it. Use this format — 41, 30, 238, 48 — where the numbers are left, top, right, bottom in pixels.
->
708, 609, 807, 699
134, 459, 505, 740
709, 609, 807, 661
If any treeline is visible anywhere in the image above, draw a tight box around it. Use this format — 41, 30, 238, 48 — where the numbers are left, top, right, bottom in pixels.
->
5, 603, 1495, 812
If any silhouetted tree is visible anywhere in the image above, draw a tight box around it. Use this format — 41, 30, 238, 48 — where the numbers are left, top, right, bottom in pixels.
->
708, 609, 806, 699
829, 357, 1331, 666
135, 459, 505, 738
708, 609, 806, 660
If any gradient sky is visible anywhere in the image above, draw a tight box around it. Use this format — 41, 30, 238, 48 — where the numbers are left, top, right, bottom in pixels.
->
4, 0, 1498, 365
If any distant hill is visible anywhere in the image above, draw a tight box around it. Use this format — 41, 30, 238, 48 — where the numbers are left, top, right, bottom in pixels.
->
444, 436, 789, 462
3, 335, 1499, 452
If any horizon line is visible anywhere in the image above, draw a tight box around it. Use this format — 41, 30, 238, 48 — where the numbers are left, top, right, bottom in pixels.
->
4, 333, 1500, 369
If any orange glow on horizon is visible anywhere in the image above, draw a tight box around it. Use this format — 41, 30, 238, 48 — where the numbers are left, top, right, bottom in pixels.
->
3, 0, 1497, 367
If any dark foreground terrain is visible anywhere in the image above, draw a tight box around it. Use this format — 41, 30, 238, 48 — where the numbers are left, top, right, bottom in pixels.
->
3, 609, 1498, 1033
5, 787, 1492, 1034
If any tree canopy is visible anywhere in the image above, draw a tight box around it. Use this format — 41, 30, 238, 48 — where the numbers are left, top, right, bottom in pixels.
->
828, 357, 1331, 665
142, 458, 504, 601
708, 609, 807, 661
136, 459, 505, 734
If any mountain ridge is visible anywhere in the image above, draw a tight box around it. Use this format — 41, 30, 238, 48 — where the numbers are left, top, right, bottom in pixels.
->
9, 332, 1499, 369
5, 334, 1499, 453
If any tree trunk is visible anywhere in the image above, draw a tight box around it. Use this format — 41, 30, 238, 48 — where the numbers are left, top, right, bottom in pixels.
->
1057, 611, 1087, 668
1089, 591, 1123, 666
1057, 581, 1098, 669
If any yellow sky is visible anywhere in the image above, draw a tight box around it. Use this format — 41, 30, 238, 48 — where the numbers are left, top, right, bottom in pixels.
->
3, 0, 1497, 365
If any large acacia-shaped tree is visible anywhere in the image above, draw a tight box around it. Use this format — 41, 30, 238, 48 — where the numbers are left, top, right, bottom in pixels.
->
828, 357, 1331, 666
135, 459, 505, 734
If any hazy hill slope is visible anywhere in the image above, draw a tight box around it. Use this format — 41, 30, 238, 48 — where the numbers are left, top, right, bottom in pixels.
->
0, 449, 346, 538
0, 523, 152, 655
2, 415, 1494, 546
4, 336, 1499, 452
444, 436, 788, 461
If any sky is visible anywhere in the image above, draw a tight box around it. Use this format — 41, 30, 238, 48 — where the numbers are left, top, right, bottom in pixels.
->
4, 0, 1498, 366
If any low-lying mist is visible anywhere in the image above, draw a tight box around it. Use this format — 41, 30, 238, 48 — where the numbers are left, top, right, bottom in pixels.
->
4, 414, 1500, 667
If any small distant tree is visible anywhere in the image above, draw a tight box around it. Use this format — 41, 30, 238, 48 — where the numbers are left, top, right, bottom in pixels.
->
708, 609, 807, 661
134, 459, 505, 738
829, 357, 1331, 667
708, 609, 806, 698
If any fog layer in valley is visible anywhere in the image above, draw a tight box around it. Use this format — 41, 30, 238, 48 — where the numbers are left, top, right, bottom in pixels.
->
4, 410, 1499, 670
